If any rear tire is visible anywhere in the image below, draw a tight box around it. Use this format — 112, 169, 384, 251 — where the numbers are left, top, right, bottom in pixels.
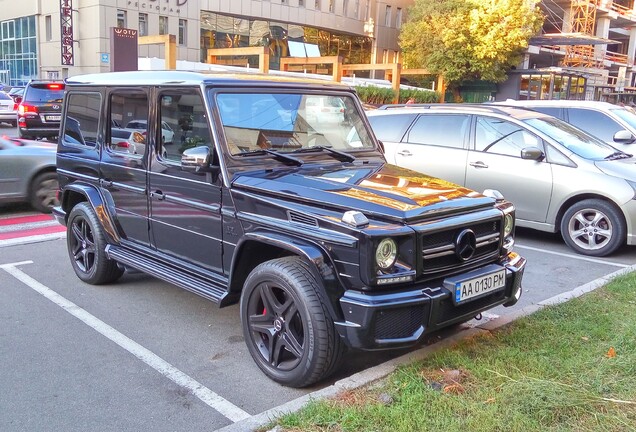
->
240, 257, 344, 387
29, 171, 59, 213
66, 202, 124, 285
560, 199, 625, 257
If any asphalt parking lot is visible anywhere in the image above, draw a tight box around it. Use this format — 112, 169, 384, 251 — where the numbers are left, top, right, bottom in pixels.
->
1, 224, 633, 431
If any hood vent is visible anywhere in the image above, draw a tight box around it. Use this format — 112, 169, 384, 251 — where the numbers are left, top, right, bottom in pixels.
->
288, 211, 319, 227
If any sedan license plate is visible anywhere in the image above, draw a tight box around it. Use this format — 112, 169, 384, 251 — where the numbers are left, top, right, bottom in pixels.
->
444, 266, 506, 304
45, 115, 61, 122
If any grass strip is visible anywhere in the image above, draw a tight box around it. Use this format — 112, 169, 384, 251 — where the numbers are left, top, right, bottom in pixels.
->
271, 273, 636, 432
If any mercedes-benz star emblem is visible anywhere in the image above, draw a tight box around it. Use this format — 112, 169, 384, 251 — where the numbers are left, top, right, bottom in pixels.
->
455, 229, 477, 261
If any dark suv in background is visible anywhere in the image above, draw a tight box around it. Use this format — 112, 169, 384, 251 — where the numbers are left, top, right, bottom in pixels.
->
18, 80, 65, 140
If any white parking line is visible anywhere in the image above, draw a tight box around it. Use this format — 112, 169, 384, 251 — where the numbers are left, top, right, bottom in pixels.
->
0, 232, 66, 248
1, 261, 251, 423
515, 244, 630, 268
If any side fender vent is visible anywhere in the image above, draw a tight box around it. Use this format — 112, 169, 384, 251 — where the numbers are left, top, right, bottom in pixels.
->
288, 211, 319, 227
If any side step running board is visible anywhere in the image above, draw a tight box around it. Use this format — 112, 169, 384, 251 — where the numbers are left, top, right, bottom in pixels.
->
106, 245, 226, 303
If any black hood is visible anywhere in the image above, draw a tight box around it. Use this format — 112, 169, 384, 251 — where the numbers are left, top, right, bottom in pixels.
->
232, 163, 496, 223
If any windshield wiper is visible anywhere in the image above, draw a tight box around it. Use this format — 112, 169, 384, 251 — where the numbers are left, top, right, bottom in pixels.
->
235, 148, 303, 166
604, 151, 633, 160
292, 146, 356, 162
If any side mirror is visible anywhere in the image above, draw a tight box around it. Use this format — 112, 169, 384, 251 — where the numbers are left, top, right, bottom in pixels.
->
521, 146, 544, 161
613, 129, 636, 144
181, 145, 212, 173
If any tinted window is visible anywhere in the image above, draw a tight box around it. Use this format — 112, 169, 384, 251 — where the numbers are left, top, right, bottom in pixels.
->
406, 114, 469, 149
108, 92, 148, 157
160, 90, 212, 163
567, 108, 622, 143
367, 113, 416, 142
62, 92, 101, 147
475, 116, 542, 157
25, 84, 65, 103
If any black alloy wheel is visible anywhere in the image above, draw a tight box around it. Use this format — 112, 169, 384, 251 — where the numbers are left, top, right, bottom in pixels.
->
240, 257, 344, 387
67, 203, 123, 285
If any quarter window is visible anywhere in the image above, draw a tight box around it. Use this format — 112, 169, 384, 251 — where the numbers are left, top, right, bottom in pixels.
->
367, 114, 416, 143
63, 93, 102, 147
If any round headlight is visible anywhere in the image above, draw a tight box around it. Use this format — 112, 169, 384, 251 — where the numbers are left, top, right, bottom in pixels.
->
504, 213, 514, 237
376, 238, 397, 270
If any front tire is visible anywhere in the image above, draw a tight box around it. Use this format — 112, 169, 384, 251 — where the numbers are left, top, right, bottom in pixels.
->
560, 199, 625, 257
66, 202, 124, 285
240, 257, 344, 387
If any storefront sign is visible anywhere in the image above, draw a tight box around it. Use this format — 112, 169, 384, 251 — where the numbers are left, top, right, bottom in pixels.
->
60, 0, 74, 66
127, 0, 187, 13
110, 27, 138, 72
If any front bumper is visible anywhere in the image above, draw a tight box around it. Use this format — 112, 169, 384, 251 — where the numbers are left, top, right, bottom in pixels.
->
334, 252, 526, 350
622, 199, 636, 246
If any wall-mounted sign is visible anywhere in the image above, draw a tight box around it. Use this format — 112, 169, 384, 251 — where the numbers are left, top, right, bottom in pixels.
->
110, 28, 138, 72
60, 0, 74, 66
127, 0, 187, 13
101, 53, 110, 63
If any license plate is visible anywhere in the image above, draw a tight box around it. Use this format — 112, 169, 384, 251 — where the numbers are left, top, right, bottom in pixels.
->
45, 115, 61, 122
444, 266, 506, 304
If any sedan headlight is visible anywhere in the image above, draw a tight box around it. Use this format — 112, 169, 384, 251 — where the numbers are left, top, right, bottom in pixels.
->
375, 238, 397, 271
503, 213, 514, 237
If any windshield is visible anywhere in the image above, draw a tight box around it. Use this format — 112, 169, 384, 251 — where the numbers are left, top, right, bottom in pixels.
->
215, 92, 376, 157
610, 107, 636, 130
523, 116, 619, 160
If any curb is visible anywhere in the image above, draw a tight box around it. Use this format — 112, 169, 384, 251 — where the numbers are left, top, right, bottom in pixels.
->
217, 263, 636, 432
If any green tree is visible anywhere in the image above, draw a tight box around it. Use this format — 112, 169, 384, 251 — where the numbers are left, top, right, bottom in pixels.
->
400, 0, 544, 92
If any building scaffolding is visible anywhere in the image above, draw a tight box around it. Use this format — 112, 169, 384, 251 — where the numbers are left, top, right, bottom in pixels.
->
562, 0, 599, 67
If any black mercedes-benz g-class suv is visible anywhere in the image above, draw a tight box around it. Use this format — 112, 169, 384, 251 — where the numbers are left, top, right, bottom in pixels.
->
53, 71, 526, 387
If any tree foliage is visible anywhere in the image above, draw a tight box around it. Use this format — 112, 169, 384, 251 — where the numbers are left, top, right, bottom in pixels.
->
399, 0, 544, 88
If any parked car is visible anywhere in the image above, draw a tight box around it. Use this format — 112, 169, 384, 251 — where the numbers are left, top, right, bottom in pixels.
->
367, 104, 636, 257
0, 136, 58, 212
18, 80, 65, 140
126, 119, 174, 144
304, 95, 346, 124
0, 90, 17, 126
54, 71, 525, 387
7, 86, 25, 104
493, 100, 636, 152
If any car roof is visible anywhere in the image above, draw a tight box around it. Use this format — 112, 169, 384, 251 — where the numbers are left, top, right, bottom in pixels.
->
366, 103, 549, 120
65, 70, 351, 90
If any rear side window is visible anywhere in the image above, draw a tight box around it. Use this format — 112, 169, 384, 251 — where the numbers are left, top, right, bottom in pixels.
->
62, 92, 102, 147
25, 83, 65, 103
367, 113, 416, 142
406, 114, 469, 149
566, 108, 622, 143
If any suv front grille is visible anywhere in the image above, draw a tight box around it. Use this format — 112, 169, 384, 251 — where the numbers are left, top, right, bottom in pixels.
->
421, 219, 500, 279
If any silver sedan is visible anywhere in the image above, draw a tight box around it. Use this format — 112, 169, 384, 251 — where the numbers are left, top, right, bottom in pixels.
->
0, 136, 58, 212
368, 105, 636, 257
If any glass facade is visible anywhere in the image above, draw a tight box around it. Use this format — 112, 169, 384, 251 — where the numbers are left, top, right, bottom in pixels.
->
0, 16, 37, 86
200, 11, 372, 71
519, 72, 587, 100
